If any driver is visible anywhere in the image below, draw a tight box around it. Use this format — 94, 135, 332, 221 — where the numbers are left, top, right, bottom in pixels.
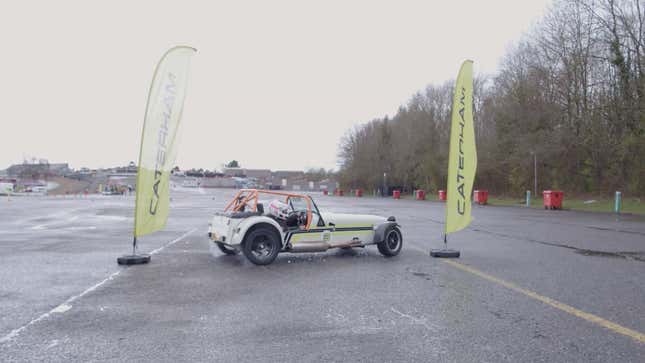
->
284, 211, 303, 228
268, 198, 317, 229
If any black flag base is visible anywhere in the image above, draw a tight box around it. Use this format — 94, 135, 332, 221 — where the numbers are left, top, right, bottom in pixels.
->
117, 237, 150, 265
430, 249, 460, 258
430, 234, 460, 258
117, 254, 151, 265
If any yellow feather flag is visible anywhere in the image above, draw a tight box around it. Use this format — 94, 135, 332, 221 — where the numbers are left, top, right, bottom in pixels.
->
134, 46, 196, 237
445, 60, 477, 234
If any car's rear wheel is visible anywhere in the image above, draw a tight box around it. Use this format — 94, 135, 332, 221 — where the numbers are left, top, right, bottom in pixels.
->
242, 227, 281, 265
216, 242, 238, 255
377, 226, 403, 257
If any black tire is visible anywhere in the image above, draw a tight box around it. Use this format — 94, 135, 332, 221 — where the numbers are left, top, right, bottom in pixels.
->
377, 226, 403, 257
430, 249, 460, 258
242, 227, 281, 265
216, 242, 238, 255
117, 254, 151, 265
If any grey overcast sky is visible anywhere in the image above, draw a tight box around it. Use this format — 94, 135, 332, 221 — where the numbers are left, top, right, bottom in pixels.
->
0, 0, 551, 171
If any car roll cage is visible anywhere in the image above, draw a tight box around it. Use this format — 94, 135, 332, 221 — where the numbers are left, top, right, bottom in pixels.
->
224, 189, 317, 230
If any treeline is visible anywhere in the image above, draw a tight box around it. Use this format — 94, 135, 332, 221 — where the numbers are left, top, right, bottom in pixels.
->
338, 0, 645, 197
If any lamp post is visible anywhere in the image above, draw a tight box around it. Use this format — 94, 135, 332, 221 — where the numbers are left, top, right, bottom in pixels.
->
383, 172, 387, 197
530, 151, 537, 197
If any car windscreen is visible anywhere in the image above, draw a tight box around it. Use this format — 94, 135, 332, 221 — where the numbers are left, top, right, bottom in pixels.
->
288, 197, 308, 212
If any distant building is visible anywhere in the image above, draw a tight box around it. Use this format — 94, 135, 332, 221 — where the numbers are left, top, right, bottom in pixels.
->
49, 163, 71, 175
198, 177, 236, 188
223, 168, 272, 179
269, 170, 305, 189
113, 162, 137, 174
6, 162, 70, 179
272, 170, 305, 179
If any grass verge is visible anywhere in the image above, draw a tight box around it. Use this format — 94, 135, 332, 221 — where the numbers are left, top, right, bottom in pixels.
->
487, 196, 645, 215
335, 190, 644, 215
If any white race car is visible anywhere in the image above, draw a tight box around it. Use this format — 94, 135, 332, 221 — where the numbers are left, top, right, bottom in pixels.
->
208, 189, 402, 265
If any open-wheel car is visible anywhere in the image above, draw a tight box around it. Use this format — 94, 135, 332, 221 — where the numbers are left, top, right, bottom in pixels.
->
208, 189, 402, 265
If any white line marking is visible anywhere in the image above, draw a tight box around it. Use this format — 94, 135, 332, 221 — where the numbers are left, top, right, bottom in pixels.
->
0, 270, 122, 344
51, 304, 72, 314
64, 226, 97, 231
0, 228, 197, 344
149, 228, 197, 255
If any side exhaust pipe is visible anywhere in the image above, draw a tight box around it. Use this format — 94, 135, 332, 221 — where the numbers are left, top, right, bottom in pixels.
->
288, 239, 364, 253
288, 242, 331, 253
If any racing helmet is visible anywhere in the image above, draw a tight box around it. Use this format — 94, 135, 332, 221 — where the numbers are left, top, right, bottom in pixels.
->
267, 199, 290, 220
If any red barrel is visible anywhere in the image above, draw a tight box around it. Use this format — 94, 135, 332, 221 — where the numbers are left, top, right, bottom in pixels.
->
416, 189, 426, 200
438, 190, 446, 201
355, 189, 362, 197
474, 190, 488, 205
337, 189, 344, 197
393, 190, 401, 199
543, 190, 563, 210
323, 189, 328, 196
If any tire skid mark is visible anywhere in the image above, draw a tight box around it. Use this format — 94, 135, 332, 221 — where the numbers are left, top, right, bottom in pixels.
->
470, 227, 645, 262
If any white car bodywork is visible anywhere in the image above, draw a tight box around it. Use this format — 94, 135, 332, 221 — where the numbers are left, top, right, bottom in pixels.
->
208, 211, 388, 250
208, 190, 402, 264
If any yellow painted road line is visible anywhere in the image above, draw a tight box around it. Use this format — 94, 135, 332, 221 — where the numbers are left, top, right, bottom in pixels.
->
442, 259, 645, 344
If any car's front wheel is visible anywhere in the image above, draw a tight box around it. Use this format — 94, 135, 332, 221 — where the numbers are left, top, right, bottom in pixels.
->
216, 242, 238, 255
242, 227, 281, 265
377, 226, 403, 257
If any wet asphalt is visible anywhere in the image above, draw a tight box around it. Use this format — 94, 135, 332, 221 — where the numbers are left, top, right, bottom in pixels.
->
0, 189, 644, 362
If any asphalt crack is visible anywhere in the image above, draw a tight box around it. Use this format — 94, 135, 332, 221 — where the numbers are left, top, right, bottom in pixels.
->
470, 228, 645, 262
585, 225, 645, 237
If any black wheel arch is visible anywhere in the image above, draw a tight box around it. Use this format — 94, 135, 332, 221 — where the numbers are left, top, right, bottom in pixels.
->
373, 221, 400, 243
242, 222, 283, 248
